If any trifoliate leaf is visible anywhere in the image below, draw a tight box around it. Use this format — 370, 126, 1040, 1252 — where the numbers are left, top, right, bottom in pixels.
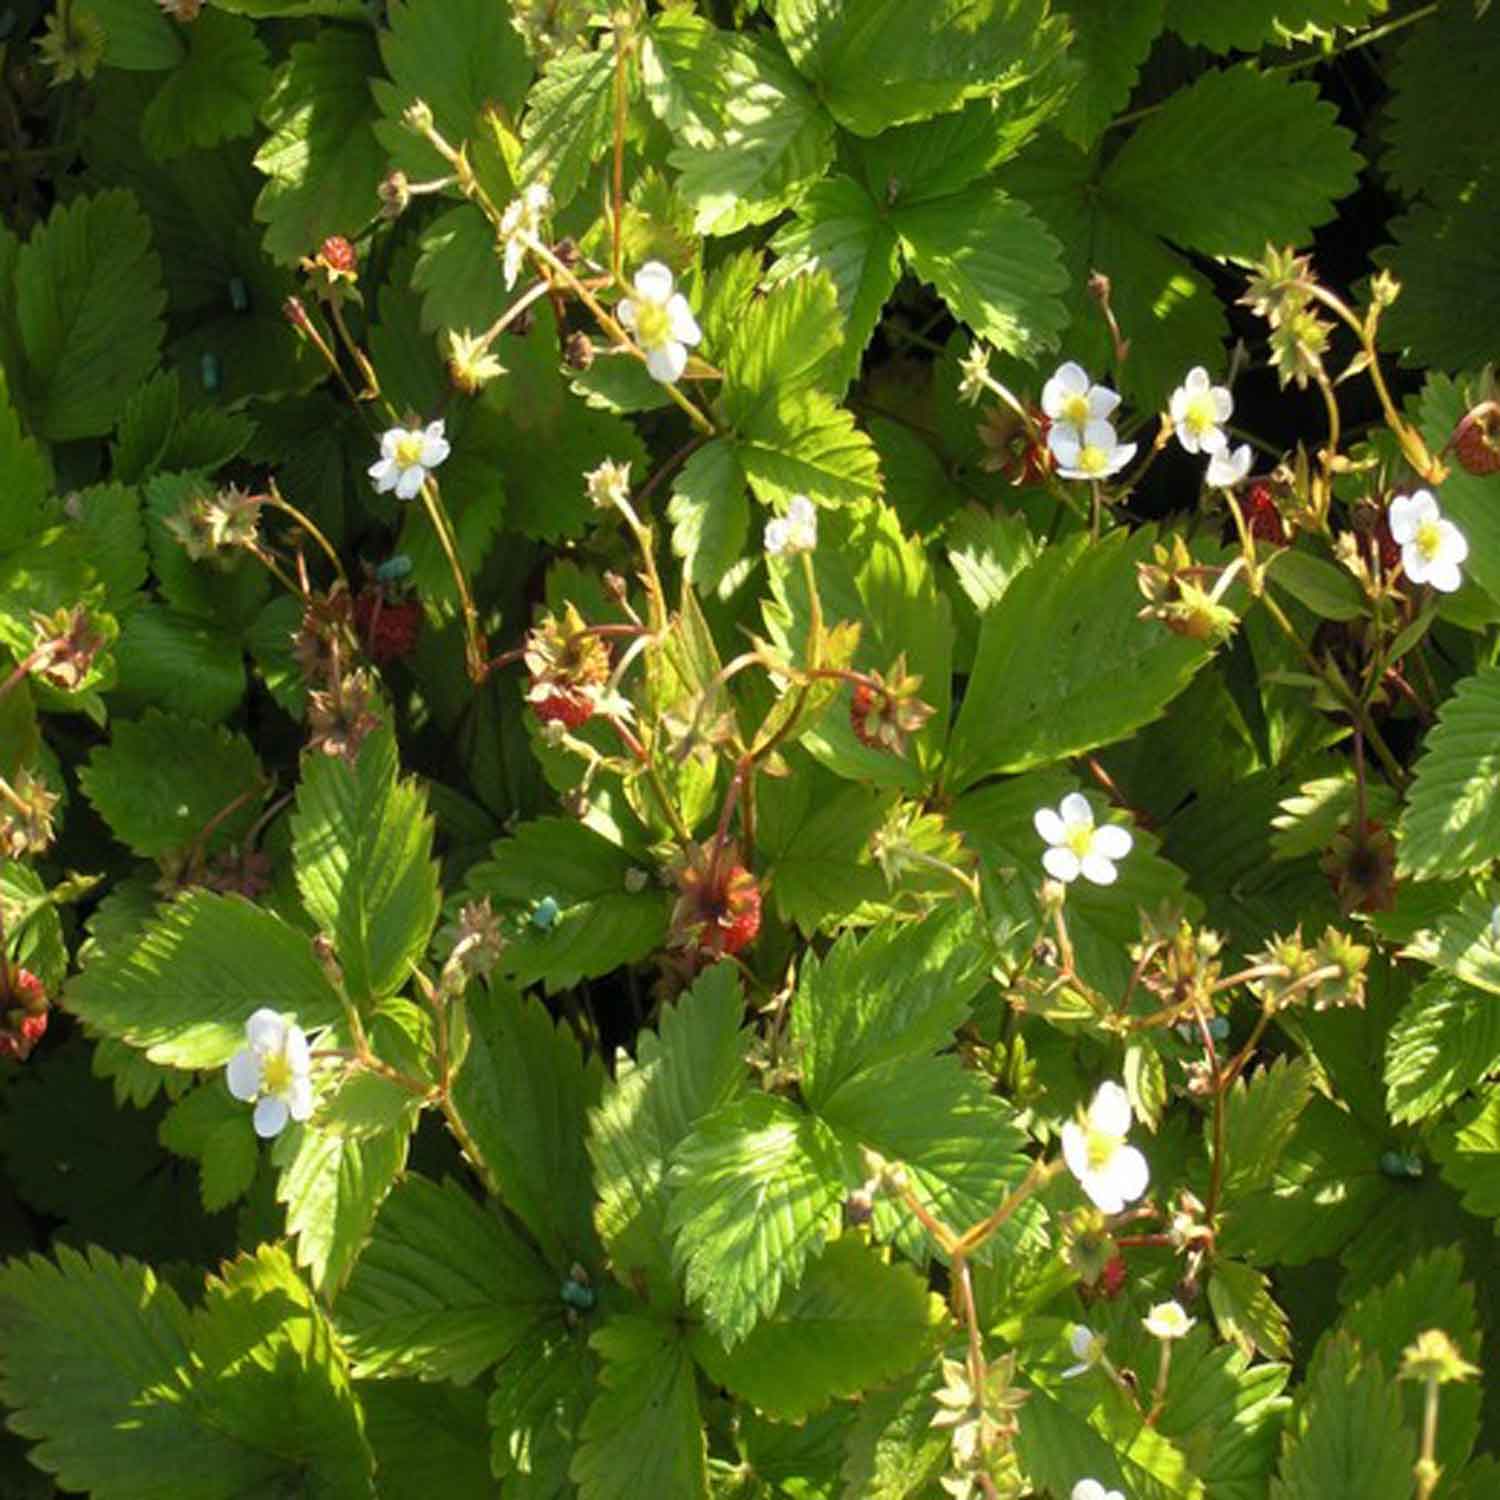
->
336, 1173, 556, 1383
1386, 974, 1500, 1126
1166, 0, 1384, 53
140, 9, 269, 161
667, 438, 750, 595
292, 728, 442, 1004
895, 187, 1069, 360
14, 190, 165, 441
448, 983, 604, 1269
668, 31, 834, 237
667, 1093, 850, 1347
692, 1235, 944, 1421
1055, 1, 1167, 148
1268, 1334, 1415, 1500
769, 177, 902, 392
372, 0, 532, 181
774, 0, 1068, 139
519, 43, 617, 207
1397, 664, 1500, 880
254, 30, 386, 264
949, 528, 1212, 789
571, 1316, 708, 1500
80, 712, 263, 860
66, 889, 344, 1069
589, 963, 750, 1305
111, 603, 246, 723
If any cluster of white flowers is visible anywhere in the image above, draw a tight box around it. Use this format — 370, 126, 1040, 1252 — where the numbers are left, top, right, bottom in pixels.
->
764, 494, 818, 558
369, 419, 450, 500
226, 1009, 314, 1138
618, 261, 702, 385
1169, 366, 1255, 493
1042, 362, 1135, 480
1061, 1081, 1150, 1214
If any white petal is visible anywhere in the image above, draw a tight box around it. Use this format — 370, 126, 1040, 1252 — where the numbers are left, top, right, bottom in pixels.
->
245, 1008, 286, 1052
1034, 807, 1065, 844
379, 429, 403, 459
1185, 367, 1209, 393
419, 432, 450, 467
287, 1076, 315, 1122
666, 294, 701, 346
764, 518, 790, 556
1438, 519, 1469, 564
1089, 1081, 1132, 1137
1091, 824, 1133, 860
1109, 1144, 1150, 1205
1058, 792, 1093, 828
1070, 1325, 1097, 1359
1080, 418, 1119, 451
1212, 387, 1233, 421
646, 341, 687, 384
1043, 846, 1082, 882
1089, 386, 1121, 422
282, 1024, 310, 1074
1060, 1121, 1089, 1181
633, 261, 675, 302
1104, 442, 1137, 476
1402, 546, 1432, 584
226, 1049, 262, 1102
1048, 428, 1081, 465
1079, 1169, 1125, 1215
395, 465, 426, 500
253, 1094, 290, 1138
616, 297, 637, 330
1072, 1481, 1109, 1500
1197, 426, 1229, 455
1055, 362, 1089, 394
1080, 852, 1119, 885
1429, 560, 1463, 593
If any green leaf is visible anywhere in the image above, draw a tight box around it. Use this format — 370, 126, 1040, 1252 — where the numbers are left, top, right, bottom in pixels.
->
792, 910, 986, 1108
0, 366, 49, 550
0, 1244, 263, 1500
668, 32, 834, 236
839, 1364, 951, 1499
666, 1093, 849, 1347
274, 1113, 415, 1297
1269, 1334, 1416, 1500
1055, 1, 1167, 148
519, 44, 616, 207
1209, 1259, 1292, 1361
291, 728, 442, 1004
488, 1326, 597, 1492
79, 712, 263, 860
895, 187, 1069, 360
1166, 0, 1384, 53
112, 603, 246, 723
158, 1080, 260, 1213
1104, 67, 1360, 260
667, 438, 750, 595
1270, 770, 1401, 861
448, 983, 604, 1268
1386, 884, 1500, 998
254, 30, 387, 264
948, 528, 1212, 789
691, 1235, 944, 1421
142, 471, 272, 627
336, 1173, 556, 1383
774, 0, 1067, 139
66, 889, 344, 1068
1434, 1087, 1500, 1224
140, 10, 269, 161
372, 0, 531, 181
359, 1382, 493, 1500
412, 204, 510, 337
66, 482, 150, 611
86, 0, 185, 69
14, 190, 165, 441
944, 506, 1040, 614
1386, 974, 1500, 1126
571, 1316, 708, 1500
769, 177, 902, 391
1266, 549, 1367, 623
1414, 376, 1500, 606
462, 819, 667, 992
723, 269, 844, 427
589, 963, 749, 1304
1219, 1057, 1317, 1198
736, 387, 883, 510
1397, 664, 1500, 879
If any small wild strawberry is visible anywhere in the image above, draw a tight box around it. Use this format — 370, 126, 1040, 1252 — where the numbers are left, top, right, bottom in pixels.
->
1243, 482, 1287, 545
353, 587, 423, 664
847, 656, 935, 756
532, 687, 595, 730
524, 604, 613, 727
670, 843, 763, 958
11, 967, 47, 1013
1098, 1254, 1128, 1300
320, 235, 358, 277
1451, 388, 1500, 476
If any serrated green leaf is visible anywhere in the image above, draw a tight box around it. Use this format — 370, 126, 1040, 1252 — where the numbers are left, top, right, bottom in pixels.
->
112, 603, 247, 723
519, 44, 617, 207
336, 1172, 555, 1383
737, 387, 883, 510
254, 30, 386, 264
488, 1325, 597, 1492
139, 471, 270, 627
86, 0, 185, 69
412, 203, 510, 337
1387, 974, 1500, 1126
1220, 1057, 1316, 1198
462, 819, 667, 991
667, 1093, 849, 1347
1269, 1333, 1415, 1500
667, 438, 749, 594
1270, 771, 1400, 861
571, 1316, 708, 1500
141, 9, 269, 161
692, 1235, 943, 1421
896, 187, 1068, 360
66, 889, 343, 1068
1166, 0, 1384, 53
839, 1363, 951, 1499
589, 963, 749, 1304
64, 482, 149, 611
1397, 664, 1500, 879
158, 1080, 259, 1213
774, 0, 1067, 139
1056, 1, 1166, 148
15, 190, 165, 441
949, 528, 1212, 788
359, 1382, 493, 1500
1434, 1086, 1500, 1224
723, 270, 844, 428
79, 712, 263, 860
944, 506, 1040, 614
1266, 548, 1367, 622
448, 983, 603, 1268
1209, 1259, 1292, 1360
292, 728, 442, 1004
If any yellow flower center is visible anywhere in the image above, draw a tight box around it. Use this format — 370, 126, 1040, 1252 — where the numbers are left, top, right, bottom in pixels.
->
261, 1051, 293, 1096
1077, 444, 1110, 476
1414, 519, 1442, 562
394, 433, 426, 467
634, 299, 672, 349
1062, 392, 1091, 429
1066, 824, 1095, 859
1085, 1127, 1116, 1170
1183, 393, 1216, 436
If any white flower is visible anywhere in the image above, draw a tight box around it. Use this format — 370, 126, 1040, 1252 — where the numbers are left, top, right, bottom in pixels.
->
1387, 489, 1468, 594
1048, 419, 1136, 482
1072, 1481, 1125, 1500
1034, 792, 1133, 886
1042, 361, 1121, 440
226, 1008, 314, 1139
586, 458, 632, 511
957, 343, 991, 405
499, 181, 552, 289
1169, 367, 1232, 455
1062, 1325, 1102, 1379
1143, 1300, 1196, 1341
1206, 442, 1252, 490
1061, 1081, 1150, 1215
617, 261, 701, 385
765, 495, 818, 557
368, 419, 450, 500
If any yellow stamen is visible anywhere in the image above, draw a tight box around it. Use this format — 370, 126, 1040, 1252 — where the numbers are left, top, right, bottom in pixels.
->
394, 433, 425, 466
